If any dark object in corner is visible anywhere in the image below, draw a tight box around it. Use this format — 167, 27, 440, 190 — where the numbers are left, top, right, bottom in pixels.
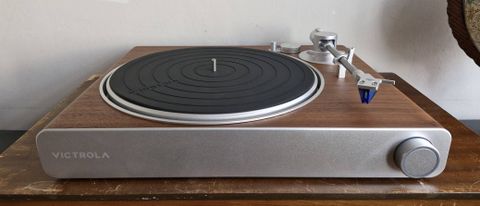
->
0, 131, 25, 153
461, 120, 480, 135
447, 0, 480, 66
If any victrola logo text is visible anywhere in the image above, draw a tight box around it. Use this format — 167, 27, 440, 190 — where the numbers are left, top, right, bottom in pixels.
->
51, 152, 110, 159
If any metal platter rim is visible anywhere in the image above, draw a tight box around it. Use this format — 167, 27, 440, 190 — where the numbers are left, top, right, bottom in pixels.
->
99, 52, 324, 125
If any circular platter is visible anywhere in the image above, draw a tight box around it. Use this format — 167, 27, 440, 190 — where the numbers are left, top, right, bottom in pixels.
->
100, 47, 324, 125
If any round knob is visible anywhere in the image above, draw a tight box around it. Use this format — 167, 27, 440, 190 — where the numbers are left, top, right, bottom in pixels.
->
395, 138, 440, 178
309, 28, 337, 42
309, 29, 337, 52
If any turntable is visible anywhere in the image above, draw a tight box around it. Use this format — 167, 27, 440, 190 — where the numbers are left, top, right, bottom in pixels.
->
36, 29, 451, 179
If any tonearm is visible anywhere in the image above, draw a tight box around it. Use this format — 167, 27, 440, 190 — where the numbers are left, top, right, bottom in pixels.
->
298, 28, 395, 104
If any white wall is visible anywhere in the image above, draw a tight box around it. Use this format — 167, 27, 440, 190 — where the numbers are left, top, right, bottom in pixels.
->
1, 0, 479, 130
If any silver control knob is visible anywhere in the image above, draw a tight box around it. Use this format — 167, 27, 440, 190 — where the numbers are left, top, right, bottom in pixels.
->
395, 138, 440, 178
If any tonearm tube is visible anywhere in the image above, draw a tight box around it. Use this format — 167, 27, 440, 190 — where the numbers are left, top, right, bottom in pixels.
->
299, 28, 395, 104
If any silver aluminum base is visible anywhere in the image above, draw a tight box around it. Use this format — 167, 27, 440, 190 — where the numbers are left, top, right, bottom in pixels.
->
36, 127, 451, 179
299, 50, 336, 65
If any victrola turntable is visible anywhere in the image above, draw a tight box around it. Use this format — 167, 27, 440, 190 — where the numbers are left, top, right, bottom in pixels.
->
36, 29, 451, 179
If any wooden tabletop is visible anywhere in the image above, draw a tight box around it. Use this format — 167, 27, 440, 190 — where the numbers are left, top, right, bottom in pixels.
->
1, 57, 480, 205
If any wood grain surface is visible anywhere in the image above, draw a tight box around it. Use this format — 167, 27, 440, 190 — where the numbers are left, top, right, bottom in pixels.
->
46, 46, 441, 129
0, 47, 480, 204
1, 200, 480, 206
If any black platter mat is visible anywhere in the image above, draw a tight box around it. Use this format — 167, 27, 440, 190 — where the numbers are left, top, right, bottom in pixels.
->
108, 47, 317, 114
